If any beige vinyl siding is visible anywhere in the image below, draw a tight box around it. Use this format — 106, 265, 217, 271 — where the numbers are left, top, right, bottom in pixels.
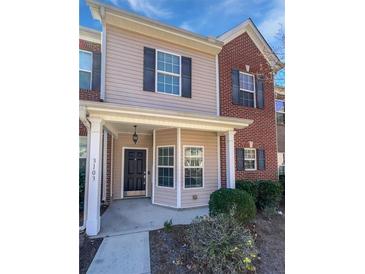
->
154, 129, 177, 207
180, 129, 218, 207
105, 24, 217, 115
112, 133, 153, 200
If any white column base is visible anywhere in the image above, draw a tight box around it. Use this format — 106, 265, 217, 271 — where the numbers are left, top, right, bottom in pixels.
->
86, 218, 100, 236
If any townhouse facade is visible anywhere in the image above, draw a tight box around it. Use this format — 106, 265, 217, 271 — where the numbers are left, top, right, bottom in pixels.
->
80, 1, 283, 236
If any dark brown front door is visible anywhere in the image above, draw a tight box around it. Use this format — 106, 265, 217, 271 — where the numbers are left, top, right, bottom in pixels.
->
124, 149, 146, 197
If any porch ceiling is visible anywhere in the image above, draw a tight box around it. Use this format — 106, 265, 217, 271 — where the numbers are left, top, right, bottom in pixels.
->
80, 100, 253, 133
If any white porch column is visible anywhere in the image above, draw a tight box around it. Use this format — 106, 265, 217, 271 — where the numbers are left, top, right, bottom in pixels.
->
176, 128, 182, 208
152, 129, 156, 204
225, 130, 236, 189
86, 117, 104, 236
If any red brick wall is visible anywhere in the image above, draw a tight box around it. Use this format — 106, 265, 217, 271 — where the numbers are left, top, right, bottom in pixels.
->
219, 32, 278, 185
79, 120, 87, 136
79, 39, 101, 101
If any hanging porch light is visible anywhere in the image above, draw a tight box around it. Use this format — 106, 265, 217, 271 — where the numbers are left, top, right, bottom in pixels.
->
132, 125, 138, 144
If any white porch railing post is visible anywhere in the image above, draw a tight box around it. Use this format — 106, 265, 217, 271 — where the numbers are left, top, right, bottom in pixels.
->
225, 130, 236, 189
86, 117, 104, 236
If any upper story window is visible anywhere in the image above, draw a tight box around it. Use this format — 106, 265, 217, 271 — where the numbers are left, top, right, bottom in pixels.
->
79, 50, 92, 89
239, 72, 256, 108
275, 99, 285, 124
156, 51, 181, 96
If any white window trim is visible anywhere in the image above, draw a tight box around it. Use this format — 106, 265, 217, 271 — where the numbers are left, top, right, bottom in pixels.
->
244, 148, 257, 171
156, 145, 175, 189
155, 49, 182, 97
275, 99, 285, 113
183, 145, 205, 190
79, 49, 93, 90
239, 71, 256, 108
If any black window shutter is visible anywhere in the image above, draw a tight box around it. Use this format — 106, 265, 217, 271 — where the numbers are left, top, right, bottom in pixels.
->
181, 56, 192, 98
92, 52, 101, 91
232, 69, 240, 105
236, 148, 244, 171
256, 75, 265, 109
143, 47, 156, 92
257, 149, 266, 170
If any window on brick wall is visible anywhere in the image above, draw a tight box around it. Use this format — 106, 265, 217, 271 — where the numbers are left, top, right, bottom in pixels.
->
244, 148, 257, 170
275, 99, 285, 124
239, 72, 256, 107
79, 50, 92, 89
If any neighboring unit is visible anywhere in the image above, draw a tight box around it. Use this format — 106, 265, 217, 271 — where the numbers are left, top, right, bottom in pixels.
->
275, 86, 285, 176
79, 1, 283, 236
218, 19, 284, 185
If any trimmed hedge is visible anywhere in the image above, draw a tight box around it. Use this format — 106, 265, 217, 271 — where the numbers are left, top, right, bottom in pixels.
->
256, 180, 283, 210
236, 180, 258, 202
235, 180, 283, 210
209, 188, 256, 224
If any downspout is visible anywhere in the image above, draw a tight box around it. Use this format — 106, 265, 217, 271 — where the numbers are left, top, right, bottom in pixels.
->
79, 107, 91, 231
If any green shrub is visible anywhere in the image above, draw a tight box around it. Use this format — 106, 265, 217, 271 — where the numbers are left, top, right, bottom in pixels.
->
188, 209, 258, 273
279, 175, 285, 200
236, 180, 258, 202
79, 169, 86, 210
209, 188, 256, 224
163, 219, 173, 232
256, 180, 283, 210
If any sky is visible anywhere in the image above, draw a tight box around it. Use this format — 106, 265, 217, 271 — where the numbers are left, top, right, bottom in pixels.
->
80, 0, 284, 86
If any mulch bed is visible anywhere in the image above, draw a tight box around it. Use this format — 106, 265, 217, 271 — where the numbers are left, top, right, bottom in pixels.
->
149, 225, 198, 274
254, 207, 285, 274
79, 232, 103, 274
79, 204, 109, 274
149, 207, 285, 274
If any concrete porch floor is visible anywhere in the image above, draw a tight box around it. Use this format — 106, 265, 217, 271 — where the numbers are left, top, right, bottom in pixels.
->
96, 198, 208, 238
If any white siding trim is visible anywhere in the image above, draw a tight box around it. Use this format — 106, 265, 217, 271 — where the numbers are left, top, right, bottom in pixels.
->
176, 128, 182, 208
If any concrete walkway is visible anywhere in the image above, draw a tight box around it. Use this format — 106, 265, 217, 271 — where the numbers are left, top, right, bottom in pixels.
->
87, 231, 150, 274
97, 198, 208, 238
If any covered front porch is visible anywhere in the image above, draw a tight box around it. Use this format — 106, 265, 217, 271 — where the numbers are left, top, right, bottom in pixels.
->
80, 101, 252, 236
96, 198, 208, 238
